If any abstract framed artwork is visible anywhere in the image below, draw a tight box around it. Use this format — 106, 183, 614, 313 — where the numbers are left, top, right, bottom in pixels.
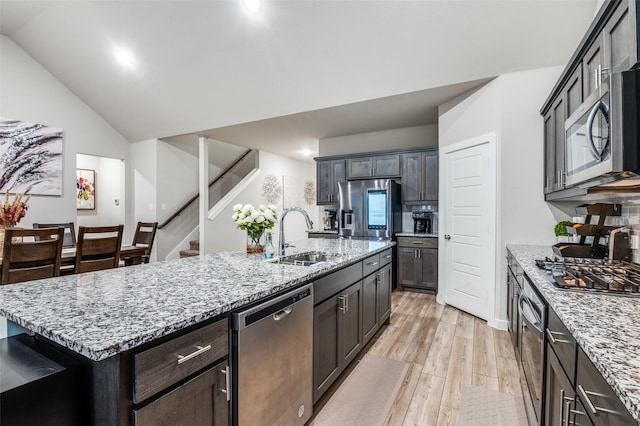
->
76, 169, 95, 210
0, 117, 63, 195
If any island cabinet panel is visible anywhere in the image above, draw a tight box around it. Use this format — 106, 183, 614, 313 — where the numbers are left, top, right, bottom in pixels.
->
312, 253, 393, 404
133, 360, 228, 426
133, 318, 228, 404
362, 272, 379, 345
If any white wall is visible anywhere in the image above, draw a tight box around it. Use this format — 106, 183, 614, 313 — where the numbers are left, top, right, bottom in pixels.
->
205, 151, 318, 254
0, 36, 133, 237
319, 124, 438, 157
131, 139, 159, 261
438, 66, 564, 326
0, 36, 133, 338
76, 154, 125, 229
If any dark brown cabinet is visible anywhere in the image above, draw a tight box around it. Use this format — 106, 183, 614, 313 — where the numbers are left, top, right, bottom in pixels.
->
545, 344, 575, 426
506, 256, 521, 352
313, 280, 362, 403
316, 159, 345, 204
312, 251, 392, 403
541, 0, 639, 199
133, 360, 229, 426
346, 154, 400, 179
401, 150, 438, 203
397, 237, 437, 292
576, 347, 636, 425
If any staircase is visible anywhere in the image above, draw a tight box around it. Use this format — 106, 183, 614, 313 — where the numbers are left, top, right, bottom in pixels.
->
180, 240, 200, 258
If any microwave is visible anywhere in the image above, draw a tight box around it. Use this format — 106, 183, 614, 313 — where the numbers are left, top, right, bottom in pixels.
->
564, 68, 640, 189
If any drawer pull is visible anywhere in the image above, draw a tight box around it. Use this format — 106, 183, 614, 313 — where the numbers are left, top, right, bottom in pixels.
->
412, 241, 424, 245
577, 384, 617, 416
367, 261, 379, 266
546, 329, 572, 345
383, 255, 392, 259
220, 366, 230, 402
177, 344, 212, 365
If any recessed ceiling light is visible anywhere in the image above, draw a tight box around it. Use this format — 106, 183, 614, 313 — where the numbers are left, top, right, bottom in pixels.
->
243, 0, 261, 13
115, 48, 135, 68
300, 148, 313, 156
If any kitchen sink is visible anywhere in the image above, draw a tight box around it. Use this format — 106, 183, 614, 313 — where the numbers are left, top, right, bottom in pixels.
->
266, 251, 342, 266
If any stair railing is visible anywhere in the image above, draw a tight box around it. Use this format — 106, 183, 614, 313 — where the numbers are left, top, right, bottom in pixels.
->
158, 149, 256, 230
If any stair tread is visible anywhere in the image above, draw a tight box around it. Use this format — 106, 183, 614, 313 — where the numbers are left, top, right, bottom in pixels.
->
179, 249, 199, 258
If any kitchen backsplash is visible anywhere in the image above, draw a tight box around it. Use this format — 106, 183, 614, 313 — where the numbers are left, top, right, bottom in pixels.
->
621, 202, 640, 264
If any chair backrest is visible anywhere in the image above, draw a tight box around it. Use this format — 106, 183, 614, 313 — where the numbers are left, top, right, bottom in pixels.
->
131, 222, 158, 263
75, 225, 124, 274
1, 227, 65, 285
33, 222, 76, 248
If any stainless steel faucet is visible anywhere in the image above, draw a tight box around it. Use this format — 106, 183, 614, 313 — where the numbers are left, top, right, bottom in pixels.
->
279, 207, 314, 256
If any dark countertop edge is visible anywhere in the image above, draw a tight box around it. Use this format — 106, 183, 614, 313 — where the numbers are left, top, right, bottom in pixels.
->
3, 241, 396, 362
395, 233, 438, 238
306, 229, 339, 233
506, 243, 640, 423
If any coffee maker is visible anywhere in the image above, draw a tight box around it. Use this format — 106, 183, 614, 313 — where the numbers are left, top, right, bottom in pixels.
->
324, 209, 338, 230
413, 210, 433, 234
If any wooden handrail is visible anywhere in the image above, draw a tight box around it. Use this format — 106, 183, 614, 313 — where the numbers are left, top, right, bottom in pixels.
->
158, 149, 254, 229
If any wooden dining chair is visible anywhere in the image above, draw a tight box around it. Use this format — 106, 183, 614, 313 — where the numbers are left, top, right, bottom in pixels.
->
131, 222, 158, 264
1, 227, 65, 285
33, 222, 76, 248
73, 225, 124, 274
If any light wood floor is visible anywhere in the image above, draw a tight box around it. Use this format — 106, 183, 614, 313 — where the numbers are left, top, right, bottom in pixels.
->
314, 290, 521, 426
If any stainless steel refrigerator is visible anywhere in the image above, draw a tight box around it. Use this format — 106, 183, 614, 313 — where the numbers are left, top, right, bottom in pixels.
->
338, 179, 401, 239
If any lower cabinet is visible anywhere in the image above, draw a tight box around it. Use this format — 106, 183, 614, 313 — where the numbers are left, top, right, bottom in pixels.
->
397, 237, 438, 292
313, 281, 362, 403
313, 252, 393, 404
133, 360, 229, 426
545, 343, 574, 426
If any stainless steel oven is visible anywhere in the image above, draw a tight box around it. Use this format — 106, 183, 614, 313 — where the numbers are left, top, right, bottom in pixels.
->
519, 275, 547, 425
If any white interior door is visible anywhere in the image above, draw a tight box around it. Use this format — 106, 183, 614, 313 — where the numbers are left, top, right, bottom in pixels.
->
440, 133, 496, 322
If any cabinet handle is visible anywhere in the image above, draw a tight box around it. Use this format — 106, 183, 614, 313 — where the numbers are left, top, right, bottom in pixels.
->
345, 293, 349, 313
412, 241, 424, 245
565, 399, 572, 426
560, 389, 566, 424
220, 365, 230, 402
547, 329, 572, 345
367, 261, 379, 267
595, 65, 600, 90
177, 344, 212, 365
417, 250, 421, 259
383, 255, 392, 259
338, 295, 348, 313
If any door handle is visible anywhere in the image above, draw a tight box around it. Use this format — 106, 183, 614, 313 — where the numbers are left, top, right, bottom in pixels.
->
273, 307, 292, 321
586, 99, 610, 162
444, 234, 451, 240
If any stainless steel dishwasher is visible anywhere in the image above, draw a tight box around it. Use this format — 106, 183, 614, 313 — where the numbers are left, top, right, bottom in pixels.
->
230, 284, 313, 426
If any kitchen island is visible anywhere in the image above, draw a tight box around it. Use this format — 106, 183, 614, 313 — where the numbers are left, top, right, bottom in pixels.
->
0, 238, 395, 425
508, 244, 640, 424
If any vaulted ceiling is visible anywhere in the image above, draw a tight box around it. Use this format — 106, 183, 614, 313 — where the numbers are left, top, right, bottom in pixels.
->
1, 0, 597, 161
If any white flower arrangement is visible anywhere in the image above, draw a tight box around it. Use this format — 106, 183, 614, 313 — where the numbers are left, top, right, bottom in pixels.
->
232, 203, 278, 234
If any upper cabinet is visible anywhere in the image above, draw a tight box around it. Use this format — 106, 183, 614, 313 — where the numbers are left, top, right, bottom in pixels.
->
401, 150, 438, 203
346, 154, 401, 179
541, 0, 638, 200
316, 159, 345, 205
316, 148, 438, 206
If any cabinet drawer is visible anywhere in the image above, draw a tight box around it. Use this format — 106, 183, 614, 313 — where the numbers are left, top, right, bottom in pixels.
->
379, 249, 393, 267
547, 307, 576, 386
576, 347, 635, 425
314, 262, 363, 305
363, 254, 381, 277
133, 318, 228, 403
397, 237, 437, 249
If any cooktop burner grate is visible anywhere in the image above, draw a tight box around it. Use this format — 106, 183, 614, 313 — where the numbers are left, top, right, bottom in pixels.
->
535, 257, 640, 296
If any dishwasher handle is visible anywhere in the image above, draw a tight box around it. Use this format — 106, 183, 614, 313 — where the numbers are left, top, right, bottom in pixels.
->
273, 307, 293, 321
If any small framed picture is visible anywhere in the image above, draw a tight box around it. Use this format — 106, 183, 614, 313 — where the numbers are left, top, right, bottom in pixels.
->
76, 168, 95, 210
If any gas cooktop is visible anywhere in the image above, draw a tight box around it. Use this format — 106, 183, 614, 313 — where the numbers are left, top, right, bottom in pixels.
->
535, 257, 640, 297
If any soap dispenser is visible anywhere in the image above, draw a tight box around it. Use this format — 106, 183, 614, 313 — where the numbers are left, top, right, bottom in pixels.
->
263, 231, 275, 259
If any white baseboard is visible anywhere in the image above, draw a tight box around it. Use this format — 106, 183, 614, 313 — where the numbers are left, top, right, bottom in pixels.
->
489, 318, 509, 331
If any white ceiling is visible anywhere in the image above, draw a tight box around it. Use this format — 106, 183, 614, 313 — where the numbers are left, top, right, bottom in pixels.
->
1, 0, 598, 163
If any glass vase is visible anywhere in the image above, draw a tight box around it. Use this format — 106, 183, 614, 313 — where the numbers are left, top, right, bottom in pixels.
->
246, 228, 265, 254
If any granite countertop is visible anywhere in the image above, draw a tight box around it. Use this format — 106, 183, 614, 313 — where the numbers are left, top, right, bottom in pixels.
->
0, 239, 394, 362
306, 229, 338, 234
507, 244, 640, 423
395, 232, 438, 238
